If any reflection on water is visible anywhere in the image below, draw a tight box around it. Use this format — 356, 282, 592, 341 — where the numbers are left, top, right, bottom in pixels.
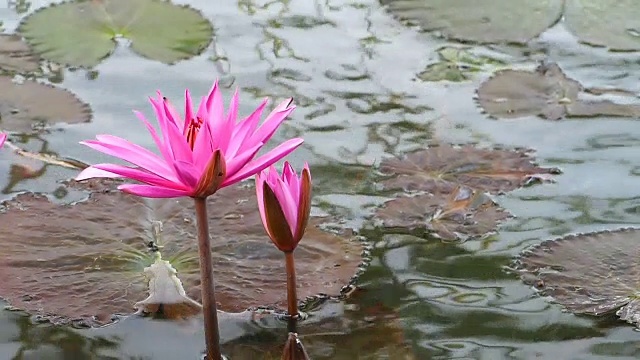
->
2, 0, 640, 358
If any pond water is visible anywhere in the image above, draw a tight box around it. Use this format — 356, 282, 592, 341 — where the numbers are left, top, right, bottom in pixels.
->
2, 0, 640, 359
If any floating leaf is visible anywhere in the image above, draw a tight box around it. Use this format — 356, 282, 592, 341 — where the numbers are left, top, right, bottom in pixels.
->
0, 34, 40, 73
417, 46, 506, 82
0, 182, 365, 326
380, 0, 564, 44
0, 76, 91, 133
564, 0, 640, 51
477, 62, 640, 120
18, 0, 214, 68
373, 185, 510, 241
381, 0, 640, 50
379, 144, 560, 194
512, 228, 640, 325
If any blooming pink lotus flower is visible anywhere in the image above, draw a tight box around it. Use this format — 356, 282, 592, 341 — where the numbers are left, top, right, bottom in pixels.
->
76, 81, 303, 198
256, 162, 311, 252
0, 133, 6, 148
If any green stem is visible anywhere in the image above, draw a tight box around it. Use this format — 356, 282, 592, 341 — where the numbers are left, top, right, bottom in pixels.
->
285, 251, 298, 333
194, 197, 222, 360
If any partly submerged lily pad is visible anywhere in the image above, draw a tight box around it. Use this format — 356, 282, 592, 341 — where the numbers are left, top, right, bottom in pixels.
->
379, 144, 560, 194
477, 62, 640, 120
0, 182, 365, 326
380, 0, 563, 44
0, 34, 40, 74
381, 0, 640, 50
512, 228, 640, 325
417, 46, 506, 82
0, 76, 91, 133
373, 185, 510, 241
18, 0, 214, 68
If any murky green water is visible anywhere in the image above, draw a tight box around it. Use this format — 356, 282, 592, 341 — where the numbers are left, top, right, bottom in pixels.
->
2, 0, 640, 359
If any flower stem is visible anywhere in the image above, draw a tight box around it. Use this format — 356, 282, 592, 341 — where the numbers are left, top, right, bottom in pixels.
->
194, 197, 222, 360
284, 251, 298, 333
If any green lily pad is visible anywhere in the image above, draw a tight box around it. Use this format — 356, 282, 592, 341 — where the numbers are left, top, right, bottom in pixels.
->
564, 0, 640, 51
477, 63, 640, 120
382, 0, 640, 50
417, 46, 506, 82
380, 0, 564, 44
18, 0, 214, 68
0, 34, 40, 74
511, 228, 640, 325
0, 76, 92, 133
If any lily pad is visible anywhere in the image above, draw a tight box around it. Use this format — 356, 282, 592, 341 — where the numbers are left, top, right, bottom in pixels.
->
0, 182, 365, 326
380, 0, 563, 44
417, 46, 506, 82
477, 62, 640, 120
381, 0, 640, 50
18, 0, 214, 68
379, 144, 560, 194
512, 228, 640, 325
564, 0, 640, 51
0, 76, 92, 133
0, 34, 40, 74
373, 185, 510, 241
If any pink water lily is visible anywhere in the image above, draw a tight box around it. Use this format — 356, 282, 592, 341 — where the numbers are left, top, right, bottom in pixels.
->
256, 162, 311, 252
76, 81, 303, 198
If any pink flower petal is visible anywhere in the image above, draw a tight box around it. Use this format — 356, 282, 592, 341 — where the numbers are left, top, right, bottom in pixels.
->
0, 133, 6, 148
223, 138, 304, 185
183, 89, 194, 136
255, 173, 273, 240
118, 184, 193, 198
227, 98, 269, 157
245, 99, 295, 152
88, 135, 177, 182
274, 177, 298, 235
224, 142, 263, 178
76, 166, 123, 180
172, 160, 200, 188
133, 110, 174, 166
93, 164, 186, 189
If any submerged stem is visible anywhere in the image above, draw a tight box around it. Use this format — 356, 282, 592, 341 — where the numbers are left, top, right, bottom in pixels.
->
285, 251, 298, 333
194, 197, 222, 360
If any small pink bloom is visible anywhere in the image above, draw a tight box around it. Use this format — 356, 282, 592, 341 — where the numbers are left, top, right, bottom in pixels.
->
256, 162, 311, 252
76, 81, 303, 198
0, 133, 6, 148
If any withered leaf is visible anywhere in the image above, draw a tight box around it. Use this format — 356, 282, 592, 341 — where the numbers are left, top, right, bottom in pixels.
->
0, 182, 365, 326
477, 62, 640, 120
0, 34, 40, 74
0, 76, 91, 133
511, 228, 640, 325
373, 185, 511, 241
379, 144, 560, 194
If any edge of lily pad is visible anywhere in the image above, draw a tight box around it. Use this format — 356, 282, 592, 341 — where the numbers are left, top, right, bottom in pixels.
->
508, 227, 640, 286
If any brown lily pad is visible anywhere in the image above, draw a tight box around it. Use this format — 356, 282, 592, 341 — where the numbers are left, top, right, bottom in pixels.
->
511, 228, 640, 325
0, 34, 40, 74
477, 62, 640, 120
0, 76, 91, 133
373, 185, 511, 241
379, 144, 560, 194
0, 182, 365, 326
